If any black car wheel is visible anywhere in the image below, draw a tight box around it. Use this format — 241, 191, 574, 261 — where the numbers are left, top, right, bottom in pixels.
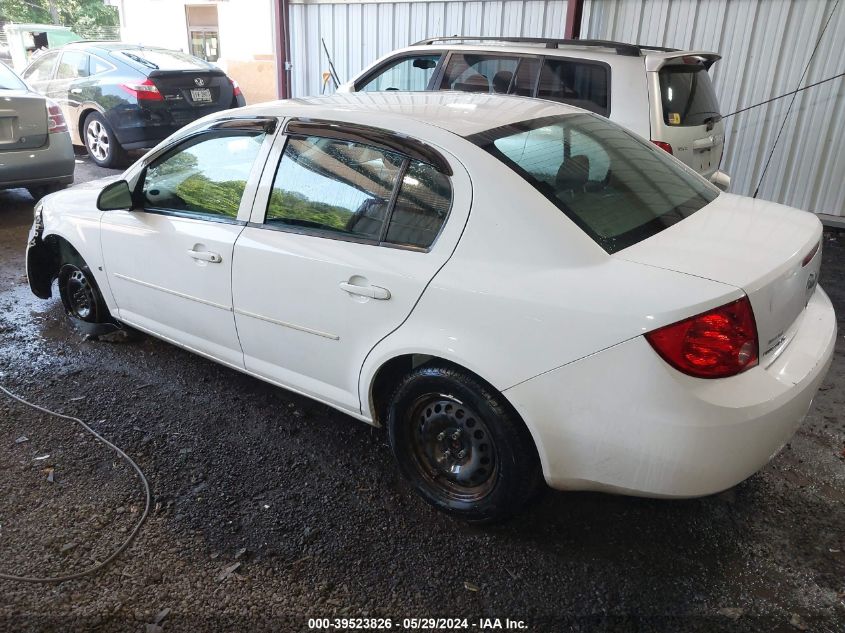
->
83, 112, 127, 168
388, 365, 543, 523
58, 262, 110, 324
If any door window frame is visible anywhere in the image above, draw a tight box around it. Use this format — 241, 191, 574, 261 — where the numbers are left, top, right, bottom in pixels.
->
248, 119, 455, 253
431, 50, 612, 117
129, 118, 278, 225
354, 51, 446, 92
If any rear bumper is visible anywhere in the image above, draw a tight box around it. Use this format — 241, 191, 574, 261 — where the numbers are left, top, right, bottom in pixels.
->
0, 133, 75, 188
505, 286, 837, 497
107, 104, 231, 149
709, 169, 731, 191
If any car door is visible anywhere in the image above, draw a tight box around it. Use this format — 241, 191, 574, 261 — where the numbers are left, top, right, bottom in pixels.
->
100, 120, 275, 367
355, 52, 444, 92
232, 120, 471, 413
49, 50, 89, 136
21, 51, 58, 94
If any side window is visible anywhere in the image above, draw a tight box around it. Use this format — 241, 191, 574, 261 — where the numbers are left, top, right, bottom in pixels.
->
56, 51, 89, 80
359, 54, 441, 92
537, 59, 609, 116
142, 130, 266, 219
90, 56, 113, 76
384, 160, 452, 249
438, 53, 520, 93
509, 57, 542, 97
266, 136, 403, 240
22, 53, 57, 83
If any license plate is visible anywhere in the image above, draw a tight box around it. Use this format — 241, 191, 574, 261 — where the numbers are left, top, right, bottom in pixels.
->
190, 88, 212, 103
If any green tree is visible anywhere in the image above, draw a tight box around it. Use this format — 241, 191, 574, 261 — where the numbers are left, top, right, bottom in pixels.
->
0, 0, 118, 30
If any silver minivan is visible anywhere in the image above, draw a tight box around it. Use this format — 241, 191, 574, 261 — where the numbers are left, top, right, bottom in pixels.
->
338, 37, 730, 189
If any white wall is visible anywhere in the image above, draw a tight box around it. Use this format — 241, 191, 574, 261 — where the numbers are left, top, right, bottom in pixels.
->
582, 0, 845, 217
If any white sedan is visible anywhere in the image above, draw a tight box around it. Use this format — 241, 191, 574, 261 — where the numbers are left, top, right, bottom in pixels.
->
26, 93, 836, 522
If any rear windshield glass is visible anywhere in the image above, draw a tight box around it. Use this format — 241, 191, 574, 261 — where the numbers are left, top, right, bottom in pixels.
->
0, 62, 27, 90
469, 113, 718, 254
659, 65, 720, 127
116, 49, 211, 71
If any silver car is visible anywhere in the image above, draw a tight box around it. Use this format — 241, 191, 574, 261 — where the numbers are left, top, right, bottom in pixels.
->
0, 60, 74, 199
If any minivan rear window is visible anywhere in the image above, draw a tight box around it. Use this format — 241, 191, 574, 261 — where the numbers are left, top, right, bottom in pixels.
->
658, 65, 720, 127
116, 49, 211, 71
468, 113, 718, 254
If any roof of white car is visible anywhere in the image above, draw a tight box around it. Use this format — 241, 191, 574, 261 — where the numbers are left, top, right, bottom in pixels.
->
237, 92, 581, 138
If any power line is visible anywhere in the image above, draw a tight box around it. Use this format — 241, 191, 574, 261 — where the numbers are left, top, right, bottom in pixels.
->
723, 70, 845, 119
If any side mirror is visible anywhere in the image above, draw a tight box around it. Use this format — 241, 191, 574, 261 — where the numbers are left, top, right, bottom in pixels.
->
96, 179, 134, 211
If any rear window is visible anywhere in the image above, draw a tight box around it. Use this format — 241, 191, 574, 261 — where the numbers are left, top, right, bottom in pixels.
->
469, 113, 718, 254
116, 48, 211, 71
0, 62, 26, 90
659, 65, 720, 127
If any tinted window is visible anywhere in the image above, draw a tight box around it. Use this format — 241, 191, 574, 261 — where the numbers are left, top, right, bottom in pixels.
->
22, 53, 57, 83
56, 51, 89, 79
360, 54, 441, 92
536, 59, 609, 116
659, 65, 720, 126
90, 56, 112, 75
472, 114, 717, 254
438, 53, 520, 93
142, 131, 266, 219
510, 57, 541, 96
0, 62, 27, 90
385, 160, 452, 249
266, 136, 403, 240
117, 48, 211, 71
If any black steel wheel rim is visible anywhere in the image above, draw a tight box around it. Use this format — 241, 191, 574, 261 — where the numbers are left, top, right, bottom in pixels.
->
65, 269, 95, 319
405, 394, 498, 503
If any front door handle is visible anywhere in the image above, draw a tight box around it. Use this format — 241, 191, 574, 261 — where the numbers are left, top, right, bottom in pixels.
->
339, 281, 391, 300
187, 249, 222, 263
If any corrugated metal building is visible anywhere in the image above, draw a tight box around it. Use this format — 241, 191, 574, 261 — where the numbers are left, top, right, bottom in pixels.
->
288, 0, 570, 96
286, 0, 844, 217
580, 0, 845, 216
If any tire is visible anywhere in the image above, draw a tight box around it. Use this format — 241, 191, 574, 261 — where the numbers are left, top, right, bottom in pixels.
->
58, 261, 111, 324
387, 365, 543, 523
83, 112, 127, 168
27, 183, 66, 201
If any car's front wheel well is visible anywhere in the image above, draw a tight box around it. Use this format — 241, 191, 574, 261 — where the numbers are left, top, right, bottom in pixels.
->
28, 234, 85, 299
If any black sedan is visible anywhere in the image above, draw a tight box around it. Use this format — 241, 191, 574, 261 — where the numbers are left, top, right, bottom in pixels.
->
22, 42, 246, 167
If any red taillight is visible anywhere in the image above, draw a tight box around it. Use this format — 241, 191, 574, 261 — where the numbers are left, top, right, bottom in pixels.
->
119, 78, 163, 101
46, 99, 67, 133
645, 297, 758, 379
801, 240, 820, 267
231, 79, 242, 97
651, 140, 673, 155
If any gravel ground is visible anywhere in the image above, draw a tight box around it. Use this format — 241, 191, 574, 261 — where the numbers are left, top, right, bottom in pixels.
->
0, 158, 844, 632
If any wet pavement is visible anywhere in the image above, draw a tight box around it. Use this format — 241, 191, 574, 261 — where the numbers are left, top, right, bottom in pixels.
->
0, 158, 844, 632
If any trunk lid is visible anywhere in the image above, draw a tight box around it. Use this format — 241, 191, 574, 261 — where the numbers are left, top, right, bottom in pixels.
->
618, 193, 823, 366
147, 69, 234, 112
0, 91, 48, 150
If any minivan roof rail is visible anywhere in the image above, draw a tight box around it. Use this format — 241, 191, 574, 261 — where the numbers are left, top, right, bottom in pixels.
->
411, 36, 680, 57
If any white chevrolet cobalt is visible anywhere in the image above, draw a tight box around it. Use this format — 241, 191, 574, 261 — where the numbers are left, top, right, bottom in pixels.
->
26, 93, 836, 522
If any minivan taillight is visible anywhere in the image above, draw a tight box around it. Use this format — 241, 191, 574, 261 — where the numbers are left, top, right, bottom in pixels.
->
651, 140, 673, 155
645, 297, 758, 379
119, 78, 163, 101
46, 99, 67, 133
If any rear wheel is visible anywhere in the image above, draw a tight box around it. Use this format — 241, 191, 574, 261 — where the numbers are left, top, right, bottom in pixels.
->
58, 262, 110, 324
83, 112, 127, 168
387, 365, 542, 523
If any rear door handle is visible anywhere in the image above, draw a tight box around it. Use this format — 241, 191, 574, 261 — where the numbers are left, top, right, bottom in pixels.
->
187, 249, 222, 263
70, 88, 82, 95
693, 136, 716, 151
339, 281, 391, 300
